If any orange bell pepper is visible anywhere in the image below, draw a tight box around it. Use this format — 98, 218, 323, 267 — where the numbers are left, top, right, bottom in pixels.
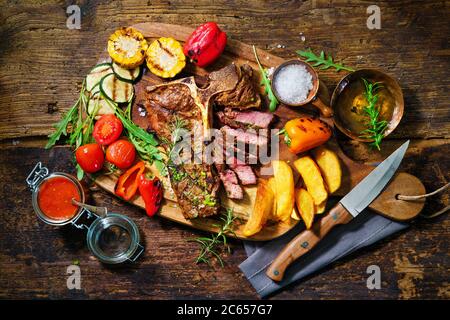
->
115, 161, 145, 201
282, 117, 332, 154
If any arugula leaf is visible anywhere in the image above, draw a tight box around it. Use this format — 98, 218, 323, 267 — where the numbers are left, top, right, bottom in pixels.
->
296, 49, 355, 72
45, 102, 79, 149
252, 45, 279, 112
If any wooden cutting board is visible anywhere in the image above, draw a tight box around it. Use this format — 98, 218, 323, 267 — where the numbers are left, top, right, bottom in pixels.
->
92, 23, 425, 241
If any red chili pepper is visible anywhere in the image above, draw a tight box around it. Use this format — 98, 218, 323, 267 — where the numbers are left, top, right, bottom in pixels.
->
138, 172, 163, 217
115, 161, 145, 201
183, 22, 227, 68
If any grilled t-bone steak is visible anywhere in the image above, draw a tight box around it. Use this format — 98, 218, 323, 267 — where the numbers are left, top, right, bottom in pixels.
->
136, 64, 241, 219
214, 64, 261, 110
216, 108, 274, 130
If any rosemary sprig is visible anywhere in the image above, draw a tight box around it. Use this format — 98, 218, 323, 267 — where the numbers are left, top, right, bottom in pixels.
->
253, 45, 278, 112
189, 208, 236, 267
359, 78, 387, 150
296, 49, 355, 72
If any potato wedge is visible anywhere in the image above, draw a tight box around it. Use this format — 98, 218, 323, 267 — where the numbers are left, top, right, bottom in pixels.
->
312, 146, 342, 194
291, 206, 301, 220
293, 156, 328, 205
315, 200, 327, 214
272, 160, 295, 222
267, 177, 277, 221
295, 188, 315, 229
243, 179, 274, 237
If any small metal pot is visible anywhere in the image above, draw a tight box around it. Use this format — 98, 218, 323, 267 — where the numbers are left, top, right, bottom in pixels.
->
330, 68, 404, 142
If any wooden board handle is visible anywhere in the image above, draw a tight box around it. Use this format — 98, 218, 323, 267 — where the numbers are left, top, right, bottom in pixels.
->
266, 203, 353, 281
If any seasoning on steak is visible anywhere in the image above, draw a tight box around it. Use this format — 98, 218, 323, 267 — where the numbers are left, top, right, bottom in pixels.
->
219, 169, 244, 200
216, 108, 275, 129
138, 64, 240, 219
214, 64, 261, 110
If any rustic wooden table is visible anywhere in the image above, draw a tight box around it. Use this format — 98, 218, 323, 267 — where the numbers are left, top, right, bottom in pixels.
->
0, 1, 448, 300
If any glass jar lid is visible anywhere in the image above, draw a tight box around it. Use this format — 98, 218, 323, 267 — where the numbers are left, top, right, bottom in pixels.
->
86, 213, 143, 264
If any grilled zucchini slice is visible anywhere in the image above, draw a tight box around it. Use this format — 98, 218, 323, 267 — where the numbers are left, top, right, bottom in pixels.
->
86, 63, 112, 92
111, 62, 141, 83
100, 73, 134, 103
107, 27, 148, 69
87, 92, 115, 117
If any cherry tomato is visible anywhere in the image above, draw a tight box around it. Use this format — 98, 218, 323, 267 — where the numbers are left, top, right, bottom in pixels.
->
75, 143, 105, 173
106, 139, 136, 169
93, 114, 123, 145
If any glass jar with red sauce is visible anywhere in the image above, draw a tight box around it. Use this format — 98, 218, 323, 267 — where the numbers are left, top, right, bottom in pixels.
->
26, 162, 143, 264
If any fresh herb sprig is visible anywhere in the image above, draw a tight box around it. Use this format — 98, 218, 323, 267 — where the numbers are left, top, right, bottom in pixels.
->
189, 208, 236, 267
45, 81, 88, 149
296, 49, 355, 72
359, 78, 387, 150
253, 45, 278, 112
46, 80, 100, 179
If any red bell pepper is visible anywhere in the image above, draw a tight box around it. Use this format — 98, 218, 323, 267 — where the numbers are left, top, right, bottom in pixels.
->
115, 161, 145, 201
183, 22, 227, 68
138, 172, 163, 217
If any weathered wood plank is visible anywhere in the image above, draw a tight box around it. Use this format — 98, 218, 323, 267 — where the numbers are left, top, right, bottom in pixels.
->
0, 0, 449, 139
0, 139, 447, 299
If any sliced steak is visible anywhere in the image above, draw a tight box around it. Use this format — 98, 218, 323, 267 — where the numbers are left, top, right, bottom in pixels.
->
220, 126, 269, 151
219, 169, 244, 200
216, 108, 275, 129
230, 165, 257, 185
214, 64, 261, 110
214, 134, 258, 165
139, 65, 240, 219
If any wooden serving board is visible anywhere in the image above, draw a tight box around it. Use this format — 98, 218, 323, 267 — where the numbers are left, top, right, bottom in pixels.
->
93, 23, 426, 241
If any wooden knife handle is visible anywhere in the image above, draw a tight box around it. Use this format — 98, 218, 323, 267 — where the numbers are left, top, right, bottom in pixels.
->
266, 203, 353, 281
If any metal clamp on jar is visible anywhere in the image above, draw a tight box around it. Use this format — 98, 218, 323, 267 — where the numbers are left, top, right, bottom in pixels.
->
26, 162, 144, 264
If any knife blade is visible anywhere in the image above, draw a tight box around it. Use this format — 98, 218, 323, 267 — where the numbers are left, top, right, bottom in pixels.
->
341, 140, 409, 217
266, 141, 410, 281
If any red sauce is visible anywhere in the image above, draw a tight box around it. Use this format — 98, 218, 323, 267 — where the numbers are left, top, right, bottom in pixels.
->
38, 176, 81, 221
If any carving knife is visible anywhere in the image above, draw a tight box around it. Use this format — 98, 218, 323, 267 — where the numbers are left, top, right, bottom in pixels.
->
267, 141, 410, 281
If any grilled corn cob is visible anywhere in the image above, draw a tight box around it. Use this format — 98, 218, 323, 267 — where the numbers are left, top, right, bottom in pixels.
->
146, 37, 186, 78
107, 27, 148, 69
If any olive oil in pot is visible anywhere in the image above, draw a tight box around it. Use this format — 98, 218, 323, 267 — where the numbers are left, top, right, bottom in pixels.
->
335, 79, 396, 136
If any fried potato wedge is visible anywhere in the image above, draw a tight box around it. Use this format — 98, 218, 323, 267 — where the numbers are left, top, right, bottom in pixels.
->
267, 177, 277, 221
272, 160, 295, 222
295, 188, 315, 229
312, 146, 342, 194
293, 156, 328, 205
243, 179, 274, 237
291, 206, 301, 220
315, 200, 327, 214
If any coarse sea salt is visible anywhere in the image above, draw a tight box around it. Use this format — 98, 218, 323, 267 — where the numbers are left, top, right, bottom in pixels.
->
273, 64, 313, 104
